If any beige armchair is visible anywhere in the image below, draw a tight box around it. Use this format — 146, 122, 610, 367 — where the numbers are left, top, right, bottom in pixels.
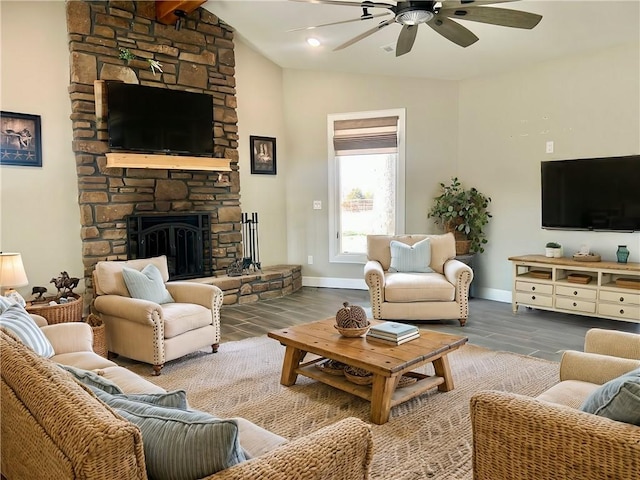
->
93, 255, 223, 375
364, 233, 473, 326
471, 328, 640, 480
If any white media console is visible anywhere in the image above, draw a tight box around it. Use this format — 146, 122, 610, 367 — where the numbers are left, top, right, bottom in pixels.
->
509, 255, 640, 324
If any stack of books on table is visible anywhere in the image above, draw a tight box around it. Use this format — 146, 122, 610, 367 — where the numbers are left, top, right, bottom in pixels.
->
366, 322, 420, 345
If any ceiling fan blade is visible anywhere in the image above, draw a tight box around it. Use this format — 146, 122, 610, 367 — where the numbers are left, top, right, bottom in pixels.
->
439, 6, 542, 29
334, 18, 395, 51
286, 12, 391, 32
427, 16, 479, 48
396, 25, 418, 57
288, 0, 395, 9
441, 0, 516, 6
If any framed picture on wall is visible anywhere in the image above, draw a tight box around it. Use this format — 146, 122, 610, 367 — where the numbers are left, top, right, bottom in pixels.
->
0, 111, 42, 167
250, 135, 276, 175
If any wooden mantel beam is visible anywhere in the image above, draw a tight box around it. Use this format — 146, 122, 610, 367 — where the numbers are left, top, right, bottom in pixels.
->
106, 153, 232, 172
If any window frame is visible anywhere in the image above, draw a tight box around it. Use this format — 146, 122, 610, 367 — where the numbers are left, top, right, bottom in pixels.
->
327, 108, 406, 264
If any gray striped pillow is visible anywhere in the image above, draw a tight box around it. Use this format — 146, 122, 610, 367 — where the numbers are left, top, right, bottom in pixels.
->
99, 394, 247, 478
0, 304, 55, 358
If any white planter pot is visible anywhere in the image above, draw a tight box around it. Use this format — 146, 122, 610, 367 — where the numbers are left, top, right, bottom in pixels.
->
545, 247, 562, 258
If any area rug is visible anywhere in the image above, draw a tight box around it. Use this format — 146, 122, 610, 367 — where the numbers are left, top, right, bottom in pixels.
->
126, 337, 559, 480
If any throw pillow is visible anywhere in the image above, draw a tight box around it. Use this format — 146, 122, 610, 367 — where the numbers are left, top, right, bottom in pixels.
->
91, 387, 189, 410
0, 295, 13, 313
58, 364, 124, 395
122, 264, 174, 304
0, 304, 54, 358
95, 391, 247, 479
579, 367, 640, 426
389, 239, 434, 273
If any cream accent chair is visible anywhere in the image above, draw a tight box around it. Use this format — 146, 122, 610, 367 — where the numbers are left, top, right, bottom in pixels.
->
93, 255, 223, 375
364, 233, 473, 326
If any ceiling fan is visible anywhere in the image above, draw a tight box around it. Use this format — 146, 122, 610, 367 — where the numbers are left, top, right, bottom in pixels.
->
289, 0, 542, 57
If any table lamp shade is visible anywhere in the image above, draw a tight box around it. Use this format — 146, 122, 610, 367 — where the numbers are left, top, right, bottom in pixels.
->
0, 253, 29, 289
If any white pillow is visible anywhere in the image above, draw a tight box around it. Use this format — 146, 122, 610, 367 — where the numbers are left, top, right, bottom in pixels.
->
0, 304, 55, 358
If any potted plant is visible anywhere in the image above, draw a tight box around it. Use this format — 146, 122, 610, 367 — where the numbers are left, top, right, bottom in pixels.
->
428, 177, 492, 254
545, 242, 563, 258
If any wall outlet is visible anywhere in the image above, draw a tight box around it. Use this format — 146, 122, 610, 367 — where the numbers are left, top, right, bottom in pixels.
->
313, 200, 322, 210
545, 140, 554, 153
307, 255, 313, 264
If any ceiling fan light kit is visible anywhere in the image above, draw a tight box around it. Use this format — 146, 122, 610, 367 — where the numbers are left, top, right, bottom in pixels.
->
289, 0, 542, 56
396, 9, 434, 25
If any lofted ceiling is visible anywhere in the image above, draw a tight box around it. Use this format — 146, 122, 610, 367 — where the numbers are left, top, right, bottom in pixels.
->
203, 0, 640, 81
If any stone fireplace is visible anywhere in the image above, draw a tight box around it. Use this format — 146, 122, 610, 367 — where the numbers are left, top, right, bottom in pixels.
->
66, 1, 241, 301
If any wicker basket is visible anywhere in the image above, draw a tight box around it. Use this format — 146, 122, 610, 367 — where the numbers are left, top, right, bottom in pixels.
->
334, 322, 370, 338
92, 324, 107, 358
25, 295, 83, 324
344, 366, 373, 385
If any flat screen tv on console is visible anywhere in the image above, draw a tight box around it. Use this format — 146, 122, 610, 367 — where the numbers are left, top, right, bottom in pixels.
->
541, 155, 640, 231
106, 82, 214, 156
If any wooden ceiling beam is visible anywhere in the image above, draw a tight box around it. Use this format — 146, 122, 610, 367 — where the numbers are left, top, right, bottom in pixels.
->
155, 1, 206, 25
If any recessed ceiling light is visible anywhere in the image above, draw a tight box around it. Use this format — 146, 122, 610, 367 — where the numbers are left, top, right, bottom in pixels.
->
307, 37, 321, 47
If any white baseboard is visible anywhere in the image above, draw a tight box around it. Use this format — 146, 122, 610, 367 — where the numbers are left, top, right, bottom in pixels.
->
302, 277, 513, 303
302, 276, 368, 290
476, 287, 512, 303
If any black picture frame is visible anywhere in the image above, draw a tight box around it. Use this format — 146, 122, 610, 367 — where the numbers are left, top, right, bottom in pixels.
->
250, 135, 276, 175
0, 111, 42, 167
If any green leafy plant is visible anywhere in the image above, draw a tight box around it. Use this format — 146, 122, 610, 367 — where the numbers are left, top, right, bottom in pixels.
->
427, 177, 492, 253
118, 48, 163, 76
118, 47, 136, 62
545, 242, 561, 248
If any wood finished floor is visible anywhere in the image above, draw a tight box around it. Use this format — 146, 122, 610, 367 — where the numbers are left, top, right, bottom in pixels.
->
220, 287, 640, 362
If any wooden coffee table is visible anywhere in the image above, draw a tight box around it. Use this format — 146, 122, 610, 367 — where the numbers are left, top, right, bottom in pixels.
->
268, 318, 468, 424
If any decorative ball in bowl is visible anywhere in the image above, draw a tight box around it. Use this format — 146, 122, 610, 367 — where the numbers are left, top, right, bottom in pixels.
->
334, 322, 371, 338
335, 301, 370, 337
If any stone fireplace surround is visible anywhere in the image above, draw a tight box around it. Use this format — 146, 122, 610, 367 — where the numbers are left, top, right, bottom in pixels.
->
66, 1, 301, 306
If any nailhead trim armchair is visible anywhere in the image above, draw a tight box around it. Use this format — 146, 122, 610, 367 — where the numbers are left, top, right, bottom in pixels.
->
93, 255, 223, 375
364, 233, 473, 326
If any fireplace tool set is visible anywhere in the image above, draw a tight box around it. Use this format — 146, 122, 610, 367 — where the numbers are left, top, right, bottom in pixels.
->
227, 212, 261, 276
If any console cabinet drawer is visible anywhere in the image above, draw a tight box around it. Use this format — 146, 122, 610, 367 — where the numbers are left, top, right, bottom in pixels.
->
599, 290, 640, 306
515, 292, 553, 308
515, 281, 553, 295
555, 285, 597, 300
598, 303, 640, 321
555, 297, 596, 314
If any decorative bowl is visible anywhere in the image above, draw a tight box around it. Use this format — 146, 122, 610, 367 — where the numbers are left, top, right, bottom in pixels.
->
334, 322, 371, 338
315, 359, 346, 376
344, 366, 373, 385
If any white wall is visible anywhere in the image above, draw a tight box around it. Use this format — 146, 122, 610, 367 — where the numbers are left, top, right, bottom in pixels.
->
459, 42, 640, 300
0, 1, 83, 297
281, 69, 459, 284
234, 40, 288, 265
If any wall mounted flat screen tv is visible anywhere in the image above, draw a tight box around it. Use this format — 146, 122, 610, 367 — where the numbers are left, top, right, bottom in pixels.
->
541, 155, 640, 231
106, 82, 214, 156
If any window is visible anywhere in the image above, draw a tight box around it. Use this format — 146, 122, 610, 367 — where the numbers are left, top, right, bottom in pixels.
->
328, 109, 406, 263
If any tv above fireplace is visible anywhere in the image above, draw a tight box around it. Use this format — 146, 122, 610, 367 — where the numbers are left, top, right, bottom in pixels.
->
541, 155, 640, 231
106, 82, 214, 156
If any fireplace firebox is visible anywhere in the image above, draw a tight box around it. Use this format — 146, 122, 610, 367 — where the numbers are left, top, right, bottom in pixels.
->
126, 213, 212, 280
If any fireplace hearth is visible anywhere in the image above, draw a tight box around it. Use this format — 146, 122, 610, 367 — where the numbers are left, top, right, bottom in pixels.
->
126, 213, 212, 280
